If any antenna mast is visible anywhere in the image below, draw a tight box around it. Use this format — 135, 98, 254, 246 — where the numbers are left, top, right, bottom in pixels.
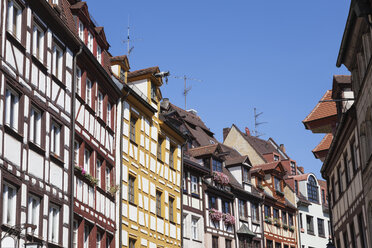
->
253, 108, 267, 137
172, 75, 202, 109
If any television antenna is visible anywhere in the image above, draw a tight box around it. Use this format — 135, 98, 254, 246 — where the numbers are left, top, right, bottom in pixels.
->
253, 108, 267, 138
172, 75, 202, 109
123, 16, 142, 56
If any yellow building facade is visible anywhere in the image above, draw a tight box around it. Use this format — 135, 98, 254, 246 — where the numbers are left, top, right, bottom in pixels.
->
112, 62, 184, 248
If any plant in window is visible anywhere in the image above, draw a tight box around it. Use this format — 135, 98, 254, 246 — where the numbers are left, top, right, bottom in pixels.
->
265, 216, 273, 224
223, 213, 235, 226
282, 223, 289, 230
273, 218, 281, 227
212, 172, 229, 186
209, 208, 223, 222
289, 226, 295, 232
109, 185, 119, 195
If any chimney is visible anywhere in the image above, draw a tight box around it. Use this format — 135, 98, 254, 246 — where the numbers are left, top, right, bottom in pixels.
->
160, 98, 170, 110
245, 127, 250, 136
223, 128, 230, 141
279, 144, 285, 153
298, 166, 304, 174
187, 109, 198, 116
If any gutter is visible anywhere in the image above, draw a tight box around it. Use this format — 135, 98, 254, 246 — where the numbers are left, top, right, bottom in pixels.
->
336, 3, 355, 67
69, 45, 83, 248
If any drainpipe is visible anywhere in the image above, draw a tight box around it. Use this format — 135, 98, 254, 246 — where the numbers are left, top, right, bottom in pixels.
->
326, 178, 335, 244
118, 88, 130, 248
297, 210, 302, 247
180, 141, 186, 248
260, 195, 265, 248
69, 45, 83, 248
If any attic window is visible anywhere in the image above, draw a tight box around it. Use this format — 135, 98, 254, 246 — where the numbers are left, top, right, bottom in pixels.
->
212, 159, 222, 172
151, 82, 156, 101
274, 155, 279, 161
120, 67, 125, 82
209, 140, 215, 144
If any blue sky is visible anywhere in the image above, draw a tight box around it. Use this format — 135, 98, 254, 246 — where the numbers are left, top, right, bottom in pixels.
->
87, 0, 350, 179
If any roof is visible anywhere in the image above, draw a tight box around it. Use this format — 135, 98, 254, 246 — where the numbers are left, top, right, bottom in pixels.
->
303, 90, 337, 123
170, 103, 212, 132
333, 75, 351, 84
111, 55, 128, 62
220, 143, 251, 167
332, 75, 352, 99
289, 173, 310, 182
253, 161, 282, 171
313, 133, 333, 153
318, 179, 327, 189
127, 66, 159, 79
188, 144, 219, 158
237, 224, 256, 237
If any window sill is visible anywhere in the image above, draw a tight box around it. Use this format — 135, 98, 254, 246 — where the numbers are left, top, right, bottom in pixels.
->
129, 139, 138, 146
157, 215, 163, 219
169, 165, 176, 171
6, 31, 25, 54
84, 103, 95, 115
51, 74, 65, 90
169, 220, 176, 225
191, 193, 200, 198
28, 141, 45, 156
192, 238, 202, 243
307, 231, 315, 236
31, 55, 48, 73
252, 219, 260, 225
50, 152, 64, 167
4, 125, 23, 142
128, 201, 137, 207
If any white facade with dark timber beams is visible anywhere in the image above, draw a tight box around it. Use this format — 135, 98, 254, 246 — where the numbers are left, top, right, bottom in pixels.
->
0, 0, 80, 247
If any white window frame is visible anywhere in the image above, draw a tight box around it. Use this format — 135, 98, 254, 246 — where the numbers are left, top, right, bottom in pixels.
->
30, 106, 42, 145
2, 183, 17, 226
97, 45, 102, 63
191, 175, 198, 194
76, 66, 81, 95
5, 87, 19, 131
96, 159, 102, 187
48, 203, 60, 243
98, 91, 103, 118
53, 44, 63, 81
50, 121, 61, 156
191, 217, 199, 240
7, 0, 22, 40
107, 102, 111, 127
74, 140, 79, 166
96, 232, 102, 248
78, 21, 84, 41
84, 149, 90, 173
84, 225, 90, 248
32, 23, 44, 61
27, 194, 40, 234
73, 220, 78, 248
105, 167, 110, 191
88, 31, 93, 53
86, 78, 92, 106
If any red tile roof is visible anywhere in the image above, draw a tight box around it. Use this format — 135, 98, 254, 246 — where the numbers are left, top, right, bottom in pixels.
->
303, 90, 337, 123
127, 66, 159, 79
313, 133, 333, 153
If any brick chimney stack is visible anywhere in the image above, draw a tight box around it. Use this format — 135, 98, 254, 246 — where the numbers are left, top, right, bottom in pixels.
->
245, 127, 250, 136
298, 166, 304, 174
279, 144, 285, 153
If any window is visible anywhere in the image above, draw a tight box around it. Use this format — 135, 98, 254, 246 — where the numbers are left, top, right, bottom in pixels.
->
33, 24, 44, 61
2, 183, 17, 225
96, 159, 102, 187
307, 175, 318, 203
274, 155, 279, 161
337, 166, 343, 195
274, 177, 281, 191
183, 173, 187, 193
212, 236, 218, 248
295, 180, 298, 194
282, 211, 287, 225
306, 215, 314, 234
288, 213, 293, 226
343, 153, 350, 183
331, 176, 336, 204
151, 82, 156, 101
7, 0, 22, 40
273, 208, 279, 219
157, 137, 163, 160
84, 149, 90, 173
72, 220, 78, 248
182, 214, 187, 237
222, 201, 230, 214
88, 32, 93, 52
191, 175, 198, 194
84, 225, 90, 248
264, 205, 271, 218
275, 243, 281, 248
97, 45, 102, 63
107, 102, 112, 127
53, 44, 63, 80
350, 221, 356, 248
350, 140, 358, 172
50, 122, 61, 156
106, 235, 112, 248
252, 203, 259, 221
266, 240, 273, 248
238, 199, 246, 218
300, 213, 303, 228
343, 230, 349, 248
317, 218, 325, 237
96, 232, 102, 248
130, 116, 137, 142
86, 78, 92, 106
48, 204, 60, 243
169, 197, 174, 222
129, 238, 135, 248
156, 191, 162, 216
321, 189, 326, 204
76, 66, 81, 95
358, 212, 367, 248
120, 67, 126, 82
209, 195, 217, 209
191, 217, 199, 240
78, 21, 84, 40
290, 161, 296, 175
97, 91, 103, 118
212, 159, 222, 172
226, 239, 232, 248
74, 141, 80, 166
105, 167, 111, 191
169, 146, 175, 169
242, 167, 249, 182
5, 87, 19, 131
27, 194, 40, 233
30, 107, 42, 145
128, 175, 135, 204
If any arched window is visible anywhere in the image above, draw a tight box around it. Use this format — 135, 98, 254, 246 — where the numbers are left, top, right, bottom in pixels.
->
307, 175, 318, 203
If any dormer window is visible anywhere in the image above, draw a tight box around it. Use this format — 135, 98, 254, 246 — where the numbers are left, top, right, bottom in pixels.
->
120, 67, 125, 82
78, 21, 84, 40
242, 167, 249, 183
151, 82, 156, 101
274, 177, 281, 191
87, 31, 93, 53
290, 161, 296, 175
97, 45, 102, 64
274, 155, 279, 161
212, 159, 222, 172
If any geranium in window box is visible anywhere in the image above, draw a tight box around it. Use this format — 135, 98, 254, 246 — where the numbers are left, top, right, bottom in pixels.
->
273, 218, 281, 227
264, 217, 273, 224
209, 208, 223, 222
85, 174, 98, 186
290, 226, 296, 232
223, 213, 235, 226
213, 172, 229, 186
282, 224, 289, 230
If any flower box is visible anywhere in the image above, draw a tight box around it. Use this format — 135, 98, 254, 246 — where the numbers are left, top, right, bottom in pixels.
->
283, 224, 289, 230
273, 218, 281, 227
290, 226, 295, 232
213, 172, 229, 186
109, 185, 119, 195
264, 217, 273, 224
223, 213, 235, 226
75, 165, 98, 186
209, 208, 223, 222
